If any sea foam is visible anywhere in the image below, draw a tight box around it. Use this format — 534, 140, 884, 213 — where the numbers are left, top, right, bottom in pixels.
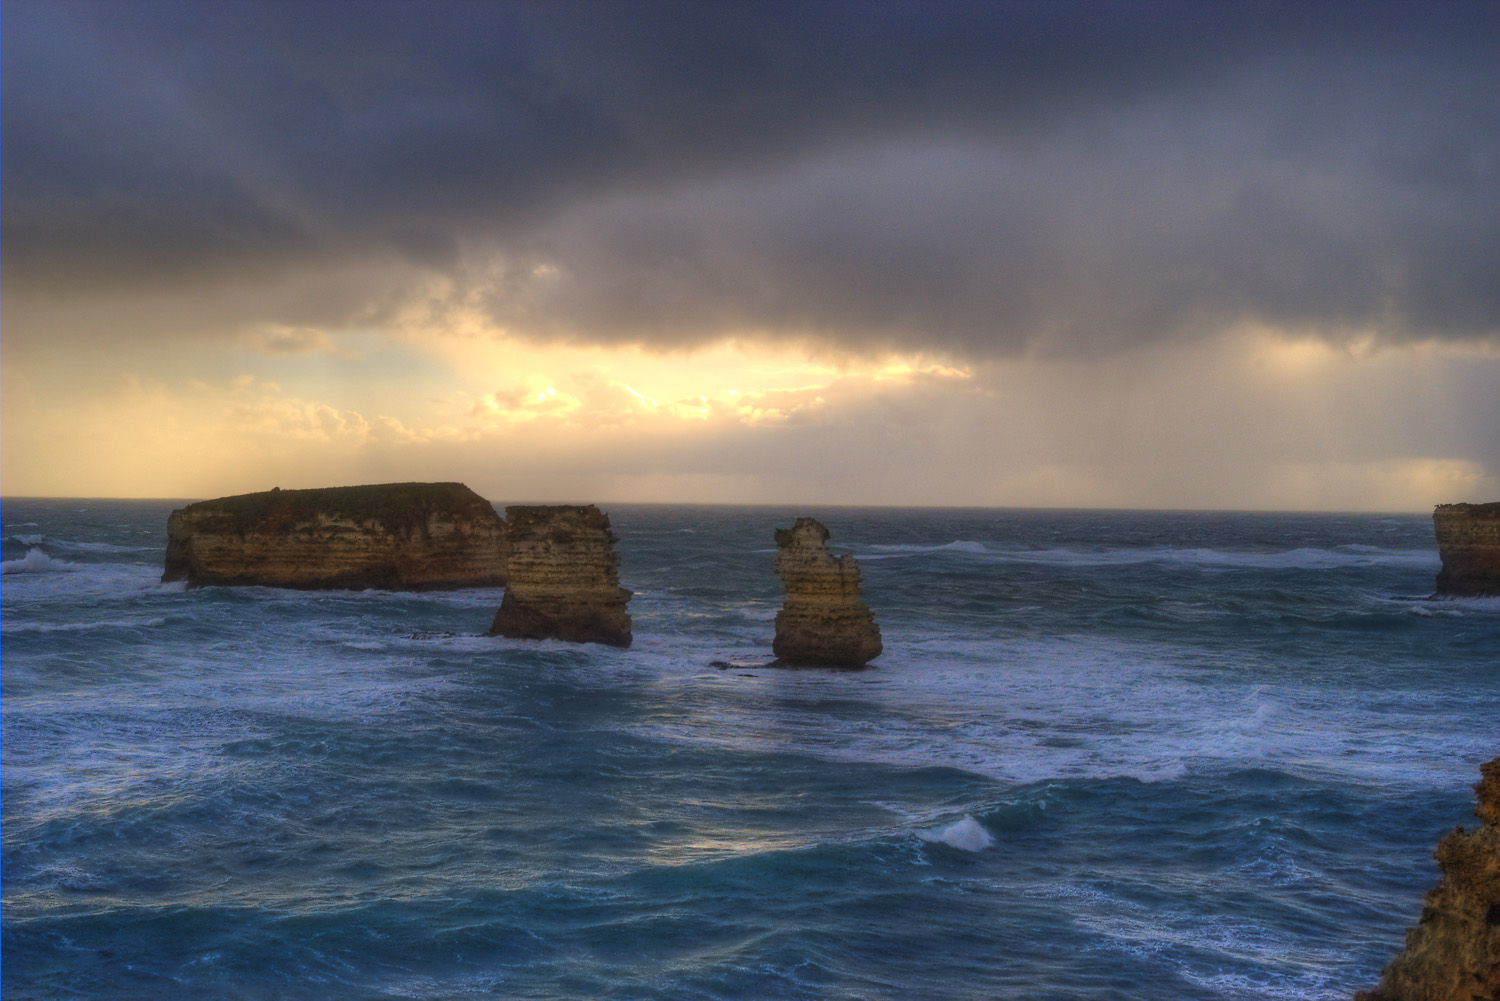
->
1, 548, 77, 575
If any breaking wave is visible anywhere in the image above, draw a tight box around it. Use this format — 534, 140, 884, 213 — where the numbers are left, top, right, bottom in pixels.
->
918, 815, 995, 852
1, 549, 78, 575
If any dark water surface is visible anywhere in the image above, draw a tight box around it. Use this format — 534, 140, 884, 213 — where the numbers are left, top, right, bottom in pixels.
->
3, 500, 1497, 999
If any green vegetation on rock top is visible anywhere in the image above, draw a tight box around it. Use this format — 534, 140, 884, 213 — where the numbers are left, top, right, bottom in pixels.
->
173, 482, 501, 536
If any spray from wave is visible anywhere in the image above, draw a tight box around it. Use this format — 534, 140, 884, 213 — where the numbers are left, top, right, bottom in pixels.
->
1, 549, 78, 575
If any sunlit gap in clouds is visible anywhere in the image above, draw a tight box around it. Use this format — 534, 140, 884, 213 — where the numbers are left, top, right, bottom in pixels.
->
458, 335, 974, 430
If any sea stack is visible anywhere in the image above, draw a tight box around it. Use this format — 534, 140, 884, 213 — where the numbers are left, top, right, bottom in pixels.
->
161, 482, 508, 590
1433, 503, 1500, 597
487, 505, 632, 647
1356, 757, 1499, 1001
772, 517, 882, 667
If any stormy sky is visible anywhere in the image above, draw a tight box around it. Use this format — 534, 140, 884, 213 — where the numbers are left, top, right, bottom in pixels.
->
3, 0, 1497, 507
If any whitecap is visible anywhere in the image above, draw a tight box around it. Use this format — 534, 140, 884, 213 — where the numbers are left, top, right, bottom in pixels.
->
0, 548, 78, 574
7, 533, 45, 545
864, 540, 991, 558
918, 815, 994, 852
1030, 545, 1438, 570
1422, 594, 1500, 612
2, 616, 166, 634
47, 539, 158, 553
857, 542, 1438, 570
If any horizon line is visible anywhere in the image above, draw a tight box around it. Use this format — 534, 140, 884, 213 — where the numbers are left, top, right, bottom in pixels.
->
0, 494, 1451, 517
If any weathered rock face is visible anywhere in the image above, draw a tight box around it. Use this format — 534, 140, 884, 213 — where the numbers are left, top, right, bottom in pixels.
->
162, 483, 508, 590
1357, 758, 1500, 1001
772, 517, 882, 667
487, 505, 632, 647
1434, 503, 1500, 597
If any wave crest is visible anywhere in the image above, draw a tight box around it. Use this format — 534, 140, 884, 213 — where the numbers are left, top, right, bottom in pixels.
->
861, 541, 1436, 570
1, 548, 78, 575
918, 815, 995, 852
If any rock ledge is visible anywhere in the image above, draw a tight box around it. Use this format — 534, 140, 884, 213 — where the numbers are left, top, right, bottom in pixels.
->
1357, 757, 1500, 1001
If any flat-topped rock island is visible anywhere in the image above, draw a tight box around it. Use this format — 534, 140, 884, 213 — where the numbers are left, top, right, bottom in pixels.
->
161, 482, 509, 590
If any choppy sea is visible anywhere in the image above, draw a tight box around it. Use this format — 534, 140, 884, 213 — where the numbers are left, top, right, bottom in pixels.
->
3, 500, 1497, 1000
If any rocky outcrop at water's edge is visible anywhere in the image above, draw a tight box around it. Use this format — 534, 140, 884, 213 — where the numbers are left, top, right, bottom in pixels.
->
772, 517, 882, 668
1433, 503, 1500, 597
487, 505, 632, 647
161, 482, 508, 590
1356, 757, 1499, 1001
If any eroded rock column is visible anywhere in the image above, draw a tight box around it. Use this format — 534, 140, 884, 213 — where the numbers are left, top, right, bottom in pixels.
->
772, 517, 882, 667
1357, 757, 1500, 1001
1434, 503, 1500, 597
487, 505, 632, 647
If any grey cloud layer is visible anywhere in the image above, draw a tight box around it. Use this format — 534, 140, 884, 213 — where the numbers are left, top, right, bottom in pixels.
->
4, 0, 1497, 355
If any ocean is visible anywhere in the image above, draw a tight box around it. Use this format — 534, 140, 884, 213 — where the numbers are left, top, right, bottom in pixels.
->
2, 499, 1496, 999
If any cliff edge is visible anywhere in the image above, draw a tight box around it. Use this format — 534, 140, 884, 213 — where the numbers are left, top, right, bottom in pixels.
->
1357, 757, 1500, 1001
487, 505, 632, 647
1434, 503, 1500, 597
162, 482, 508, 590
772, 517, 882, 667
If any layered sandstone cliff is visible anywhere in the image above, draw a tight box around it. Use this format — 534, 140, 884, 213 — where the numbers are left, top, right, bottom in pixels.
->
487, 505, 632, 647
1357, 758, 1500, 1001
162, 482, 508, 590
772, 518, 882, 667
1434, 503, 1500, 597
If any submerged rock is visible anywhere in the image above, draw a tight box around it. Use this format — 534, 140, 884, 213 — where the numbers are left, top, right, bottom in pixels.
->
487, 505, 632, 647
1434, 503, 1500, 597
161, 482, 508, 590
1356, 758, 1500, 1001
772, 517, 881, 667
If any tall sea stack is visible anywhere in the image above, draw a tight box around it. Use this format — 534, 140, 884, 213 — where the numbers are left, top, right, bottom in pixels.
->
487, 505, 632, 647
161, 482, 508, 590
1356, 758, 1499, 1001
772, 517, 882, 667
1433, 503, 1500, 597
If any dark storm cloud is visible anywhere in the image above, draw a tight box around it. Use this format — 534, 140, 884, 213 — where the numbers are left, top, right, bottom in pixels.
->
3, 0, 1497, 353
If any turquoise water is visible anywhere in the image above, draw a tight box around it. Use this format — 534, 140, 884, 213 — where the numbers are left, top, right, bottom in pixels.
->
3, 500, 1497, 999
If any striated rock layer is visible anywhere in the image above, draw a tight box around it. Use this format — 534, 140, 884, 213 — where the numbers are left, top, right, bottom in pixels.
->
1357, 758, 1500, 1001
162, 482, 508, 590
1434, 503, 1500, 597
487, 505, 632, 647
772, 517, 881, 667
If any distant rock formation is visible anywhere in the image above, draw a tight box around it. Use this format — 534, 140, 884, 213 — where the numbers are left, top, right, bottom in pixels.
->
1434, 503, 1500, 596
487, 505, 632, 647
161, 482, 508, 590
1356, 757, 1499, 1001
772, 517, 882, 667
